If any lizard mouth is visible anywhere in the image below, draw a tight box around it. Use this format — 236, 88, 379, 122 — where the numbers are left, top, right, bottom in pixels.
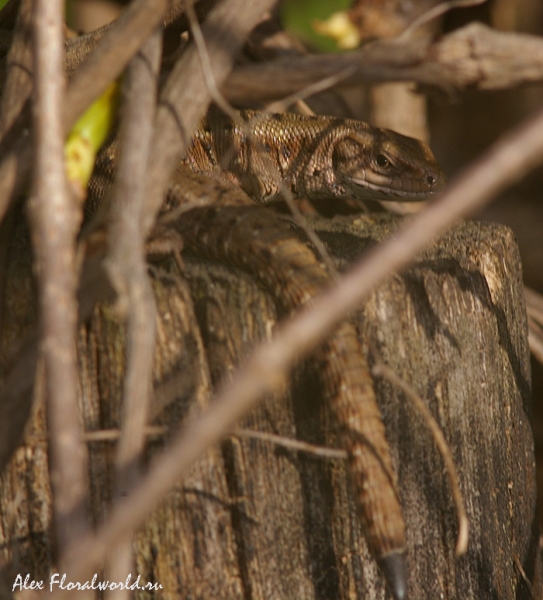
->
347, 170, 447, 202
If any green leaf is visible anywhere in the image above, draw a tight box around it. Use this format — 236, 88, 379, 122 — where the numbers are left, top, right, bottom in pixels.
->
281, 0, 359, 53
65, 81, 120, 190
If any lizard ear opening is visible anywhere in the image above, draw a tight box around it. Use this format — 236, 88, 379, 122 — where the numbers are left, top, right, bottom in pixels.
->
332, 136, 368, 172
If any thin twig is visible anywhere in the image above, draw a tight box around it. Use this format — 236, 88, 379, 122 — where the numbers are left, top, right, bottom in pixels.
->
103, 26, 162, 599
371, 359, 469, 556
396, 0, 488, 42
141, 0, 276, 235
28, 0, 89, 562
277, 181, 339, 276
107, 29, 161, 495
64, 0, 169, 130
512, 552, 535, 599
0, 0, 34, 135
265, 67, 355, 113
524, 287, 543, 365
83, 425, 348, 460
47, 81, 543, 598
83, 426, 167, 443
186, 7, 339, 274
234, 429, 347, 459
185, 3, 239, 123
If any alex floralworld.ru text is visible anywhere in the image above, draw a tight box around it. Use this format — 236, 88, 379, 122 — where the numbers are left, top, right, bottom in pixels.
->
12, 572, 163, 592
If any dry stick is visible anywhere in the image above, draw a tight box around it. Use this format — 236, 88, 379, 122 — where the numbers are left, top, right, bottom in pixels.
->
83, 426, 167, 443
0, 0, 169, 228
222, 23, 543, 104
524, 287, 543, 365
64, 0, 169, 128
27, 0, 89, 561
0, 0, 34, 133
141, 0, 276, 236
371, 360, 469, 557
103, 28, 162, 599
46, 95, 543, 600
82, 425, 348, 459
512, 552, 536, 599
186, 3, 339, 275
396, 0, 488, 42
264, 67, 355, 114
184, 2, 239, 124
234, 429, 347, 460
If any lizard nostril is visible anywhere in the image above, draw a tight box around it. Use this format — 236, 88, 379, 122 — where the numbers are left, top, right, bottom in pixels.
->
426, 174, 436, 186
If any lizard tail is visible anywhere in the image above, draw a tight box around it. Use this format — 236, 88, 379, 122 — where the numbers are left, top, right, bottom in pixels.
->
172, 203, 408, 593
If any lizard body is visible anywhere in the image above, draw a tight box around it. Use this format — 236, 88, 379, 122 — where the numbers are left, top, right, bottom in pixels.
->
183, 108, 446, 203
170, 199, 407, 595
89, 110, 446, 600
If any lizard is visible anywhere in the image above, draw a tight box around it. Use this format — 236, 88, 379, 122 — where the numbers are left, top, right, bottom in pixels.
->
89, 109, 446, 600
182, 107, 445, 203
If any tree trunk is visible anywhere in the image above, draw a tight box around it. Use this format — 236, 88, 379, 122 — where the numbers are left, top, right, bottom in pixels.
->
0, 214, 537, 599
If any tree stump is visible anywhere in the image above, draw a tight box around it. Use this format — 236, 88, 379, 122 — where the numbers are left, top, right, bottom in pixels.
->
0, 214, 537, 599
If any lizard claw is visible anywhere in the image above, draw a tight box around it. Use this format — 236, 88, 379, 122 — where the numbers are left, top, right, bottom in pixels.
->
378, 551, 408, 600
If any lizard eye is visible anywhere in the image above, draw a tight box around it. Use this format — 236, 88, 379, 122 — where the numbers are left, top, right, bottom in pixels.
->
375, 154, 390, 168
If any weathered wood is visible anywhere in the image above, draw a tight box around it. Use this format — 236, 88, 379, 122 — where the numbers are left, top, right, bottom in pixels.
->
0, 214, 536, 599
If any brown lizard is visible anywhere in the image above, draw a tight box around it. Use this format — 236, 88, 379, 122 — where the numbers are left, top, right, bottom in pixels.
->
183, 108, 445, 203
90, 110, 446, 600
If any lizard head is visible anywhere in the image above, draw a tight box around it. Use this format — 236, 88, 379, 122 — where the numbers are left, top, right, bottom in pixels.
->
331, 126, 447, 202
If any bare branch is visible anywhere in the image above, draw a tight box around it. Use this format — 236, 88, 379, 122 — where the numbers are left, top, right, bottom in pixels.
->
223, 23, 543, 104
103, 27, 162, 597
27, 0, 88, 560
234, 429, 348, 460
0, 0, 169, 230
141, 0, 277, 235
525, 287, 543, 366
0, 0, 33, 135
64, 0, 169, 129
